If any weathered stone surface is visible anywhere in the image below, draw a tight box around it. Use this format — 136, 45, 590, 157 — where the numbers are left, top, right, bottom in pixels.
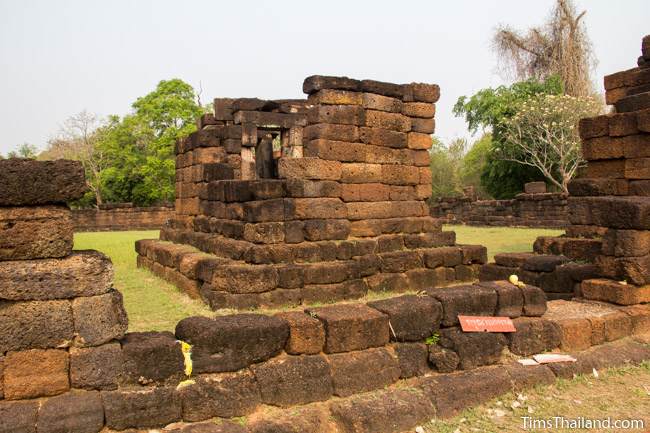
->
72, 290, 128, 347
247, 407, 334, 433
520, 284, 548, 316
303, 75, 361, 94
329, 348, 400, 397
553, 318, 593, 351
426, 285, 497, 327
0, 400, 39, 433
275, 311, 324, 355
417, 366, 511, 418
581, 278, 650, 305
121, 331, 184, 385
175, 314, 289, 373
37, 390, 104, 433
102, 387, 181, 430
0, 355, 3, 399
70, 342, 123, 390
330, 388, 435, 433
0, 299, 73, 352
439, 327, 507, 370
4, 349, 69, 399
367, 295, 442, 341
394, 342, 430, 378
0, 251, 113, 301
170, 421, 248, 433
0, 158, 86, 205
428, 345, 460, 373
507, 318, 561, 356
522, 255, 570, 272
504, 362, 556, 391
178, 370, 260, 421
476, 280, 524, 318
306, 304, 389, 353
0, 206, 73, 260
252, 355, 333, 406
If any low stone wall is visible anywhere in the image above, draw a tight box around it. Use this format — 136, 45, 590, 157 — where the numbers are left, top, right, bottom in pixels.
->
430, 192, 568, 228
73, 204, 174, 231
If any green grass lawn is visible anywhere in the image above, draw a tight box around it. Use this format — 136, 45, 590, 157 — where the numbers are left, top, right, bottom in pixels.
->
73, 225, 562, 332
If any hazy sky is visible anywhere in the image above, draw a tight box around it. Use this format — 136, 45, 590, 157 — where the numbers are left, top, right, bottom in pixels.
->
0, 0, 648, 155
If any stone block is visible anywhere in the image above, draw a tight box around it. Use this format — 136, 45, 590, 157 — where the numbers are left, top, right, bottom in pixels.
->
358, 127, 407, 148
362, 92, 402, 112
0, 299, 73, 353
460, 244, 488, 264
439, 327, 507, 370
367, 295, 442, 341
602, 229, 650, 257
328, 348, 400, 397
402, 102, 435, 118
306, 304, 389, 353
410, 117, 436, 134
175, 314, 289, 373
307, 89, 362, 105
252, 355, 333, 406
380, 164, 419, 185
275, 311, 325, 355
578, 115, 609, 139
4, 349, 69, 400
0, 158, 86, 205
0, 400, 39, 433
72, 290, 128, 347
581, 278, 650, 305
364, 110, 411, 132
304, 123, 360, 142
37, 390, 104, 433
476, 280, 524, 318
522, 254, 570, 272
178, 370, 260, 421
121, 331, 184, 385
0, 206, 73, 260
426, 284, 497, 327
330, 388, 435, 433
303, 219, 350, 240
0, 251, 113, 301
286, 197, 347, 220
507, 317, 561, 356
307, 104, 364, 125
406, 132, 432, 149
278, 157, 342, 180
340, 183, 389, 202
552, 318, 593, 351
404, 82, 441, 103
378, 250, 422, 273
302, 279, 369, 304
102, 387, 181, 430
366, 272, 409, 293
425, 345, 460, 375
423, 246, 462, 268
394, 342, 430, 378
70, 342, 123, 390
303, 75, 361, 94
515, 283, 546, 316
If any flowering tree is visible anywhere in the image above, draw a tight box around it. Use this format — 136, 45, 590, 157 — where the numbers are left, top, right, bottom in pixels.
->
498, 94, 600, 193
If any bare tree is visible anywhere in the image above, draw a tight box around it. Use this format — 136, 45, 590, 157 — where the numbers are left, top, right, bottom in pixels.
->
493, 0, 596, 97
45, 111, 106, 205
499, 94, 600, 192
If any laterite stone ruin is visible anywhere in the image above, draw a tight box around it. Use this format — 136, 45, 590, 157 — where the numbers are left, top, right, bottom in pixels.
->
137, 76, 489, 310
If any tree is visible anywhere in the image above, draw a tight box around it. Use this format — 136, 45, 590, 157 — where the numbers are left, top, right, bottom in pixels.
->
499, 93, 600, 192
454, 76, 563, 198
459, 134, 492, 199
429, 137, 467, 199
7, 143, 38, 159
493, 0, 596, 97
44, 111, 107, 205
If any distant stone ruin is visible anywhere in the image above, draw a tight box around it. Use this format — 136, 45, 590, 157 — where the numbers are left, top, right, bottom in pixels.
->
137, 76, 489, 310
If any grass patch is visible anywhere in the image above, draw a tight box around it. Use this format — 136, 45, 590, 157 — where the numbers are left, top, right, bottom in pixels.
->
421, 362, 650, 432
74, 225, 563, 331
448, 224, 562, 261
74, 231, 212, 332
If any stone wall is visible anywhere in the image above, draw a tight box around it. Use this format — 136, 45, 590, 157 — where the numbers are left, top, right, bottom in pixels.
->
430, 192, 568, 228
72, 204, 174, 231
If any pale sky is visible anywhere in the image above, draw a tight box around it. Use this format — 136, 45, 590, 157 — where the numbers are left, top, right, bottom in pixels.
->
0, 0, 648, 155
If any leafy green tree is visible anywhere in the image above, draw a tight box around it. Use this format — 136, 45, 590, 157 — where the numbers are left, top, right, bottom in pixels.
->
98, 79, 204, 205
453, 76, 563, 198
7, 143, 38, 159
430, 137, 467, 199
459, 134, 491, 199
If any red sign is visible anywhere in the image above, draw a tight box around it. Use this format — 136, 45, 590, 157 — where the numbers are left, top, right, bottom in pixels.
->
458, 315, 516, 333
